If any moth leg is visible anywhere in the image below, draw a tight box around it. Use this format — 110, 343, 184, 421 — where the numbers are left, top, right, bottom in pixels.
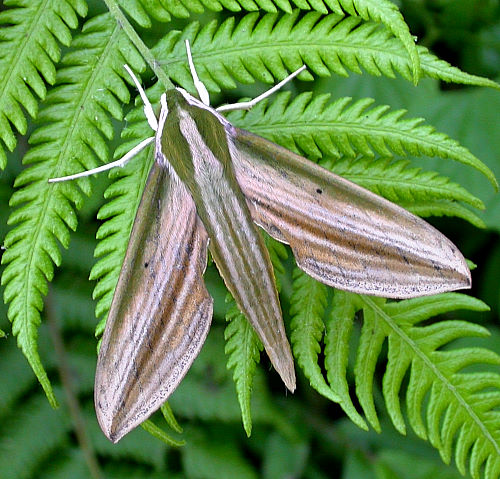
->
49, 65, 160, 184
185, 39, 210, 106
123, 65, 158, 132
216, 65, 307, 113
48, 136, 154, 183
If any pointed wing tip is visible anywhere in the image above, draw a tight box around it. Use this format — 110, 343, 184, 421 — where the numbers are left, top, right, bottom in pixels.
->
95, 385, 138, 443
95, 404, 128, 443
276, 362, 296, 393
446, 253, 472, 292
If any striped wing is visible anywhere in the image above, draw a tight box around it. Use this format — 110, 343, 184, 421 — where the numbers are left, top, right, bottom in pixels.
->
95, 162, 212, 443
230, 127, 471, 299
170, 109, 296, 392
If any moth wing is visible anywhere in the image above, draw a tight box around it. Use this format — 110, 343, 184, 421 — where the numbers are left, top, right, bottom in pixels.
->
229, 127, 471, 299
168, 106, 296, 392
95, 162, 212, 443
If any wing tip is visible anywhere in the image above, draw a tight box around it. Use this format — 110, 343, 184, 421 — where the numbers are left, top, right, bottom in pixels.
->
273, 355, 296, 393
95, 398, 131, 443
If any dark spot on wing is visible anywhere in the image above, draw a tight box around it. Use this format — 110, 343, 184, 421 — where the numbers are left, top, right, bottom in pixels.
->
316, 188, 322, 194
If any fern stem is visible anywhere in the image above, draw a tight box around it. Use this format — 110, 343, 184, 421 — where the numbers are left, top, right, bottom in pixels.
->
103, 0, 174, 90
45, 291, 104, 479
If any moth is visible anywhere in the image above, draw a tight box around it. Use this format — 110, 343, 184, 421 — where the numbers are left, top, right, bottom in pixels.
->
50, 41, 471, 443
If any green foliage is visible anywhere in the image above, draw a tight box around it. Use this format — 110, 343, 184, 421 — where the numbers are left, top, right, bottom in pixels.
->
292, 285, 499, 476
0, 0, 88, 169
0, 1, 499, 478
151, 11, 499, 93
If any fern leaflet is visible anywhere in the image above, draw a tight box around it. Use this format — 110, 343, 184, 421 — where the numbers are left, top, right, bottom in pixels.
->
315, 290, 498, 479
150, 12, 498, 97
225, 297, 262, 436
290, 269, 341, 403
131, 0, 421, 82
0, 0, 87, 169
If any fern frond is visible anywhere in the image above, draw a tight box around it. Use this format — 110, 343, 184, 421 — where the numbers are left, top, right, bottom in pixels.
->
151, 11, 498, 98
228, 91, 496, 188
224, 297, 262, 436
319, 291, 499, 479
290, 268, 340, 404
134, 0, 420, 81
132, 0, 420, 81
321, 0, 421, 83
1, 13, 144, 403
319, 156, 485, 227
0, 0, 87, 169
134, 0, 290, 19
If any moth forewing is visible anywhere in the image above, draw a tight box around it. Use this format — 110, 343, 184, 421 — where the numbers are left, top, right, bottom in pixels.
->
95, 162, 213, 443
229, 127, 471, 298
158, 88, 296, 391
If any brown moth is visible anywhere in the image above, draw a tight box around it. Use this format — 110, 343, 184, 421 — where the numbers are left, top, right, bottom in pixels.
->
50, 41, 471, 442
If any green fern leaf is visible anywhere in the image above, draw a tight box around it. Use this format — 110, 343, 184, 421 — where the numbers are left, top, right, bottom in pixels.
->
324, 290, 367, 429
225, 297, 263, 436
322, 292, 499, 479
324, 0, 421, 83
131, 0, 173, 23
151, 11, 498, 98
228, 92, 496, 189
404, 200, 485, 229
290, 268, 340, 403
135, 0, 421, 82
160, 402, 183, 433
141, 419, 185, 446
118, 0, 155, 27
0, 0, 87, 169
1, 13, 145, 403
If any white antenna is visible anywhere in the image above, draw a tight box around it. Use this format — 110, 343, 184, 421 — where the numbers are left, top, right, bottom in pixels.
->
216, 65, 307, 112
48, 137, 154, 183
48, 43, 308, 184
185, 39, 210, 106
